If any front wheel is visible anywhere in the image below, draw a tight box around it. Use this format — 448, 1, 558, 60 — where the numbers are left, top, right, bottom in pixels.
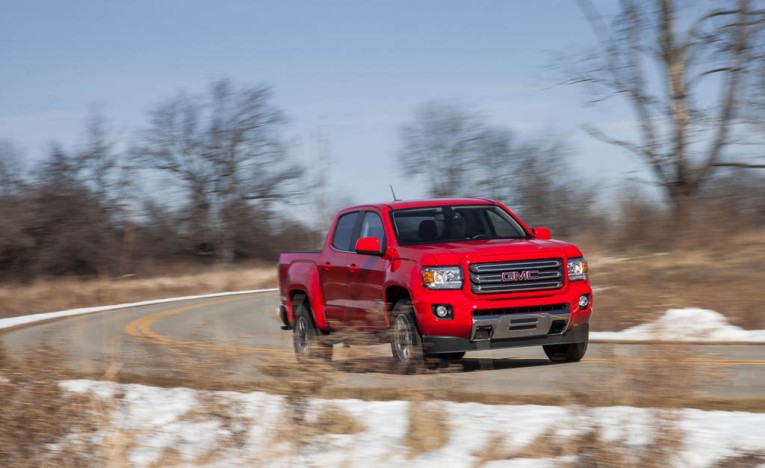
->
390, 300, 425, 373
543, 340, 588, 363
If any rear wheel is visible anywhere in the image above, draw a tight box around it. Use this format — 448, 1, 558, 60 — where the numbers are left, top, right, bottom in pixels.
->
292, 296, 333, 362
390, 300, 425, 373
543, 340, 588, 363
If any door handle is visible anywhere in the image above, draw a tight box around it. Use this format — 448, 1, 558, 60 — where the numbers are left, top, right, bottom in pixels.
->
323, 262, 332, 271
348, 264, 358, 273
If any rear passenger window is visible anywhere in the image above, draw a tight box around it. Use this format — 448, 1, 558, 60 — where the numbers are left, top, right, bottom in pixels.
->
332, 212, 360, 251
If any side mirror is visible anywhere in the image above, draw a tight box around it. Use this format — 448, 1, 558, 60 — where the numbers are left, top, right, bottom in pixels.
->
532, 227, 551, 240
355, 237, 383, 256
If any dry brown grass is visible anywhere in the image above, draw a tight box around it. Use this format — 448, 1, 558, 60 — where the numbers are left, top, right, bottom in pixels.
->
0, 346, 102, 467
0, 339, 756, 466
177, 395, 255, 464
313, 404, 366, 435
471, 433, 512, 467
0, 344, 329, 467
583, 229, 765, 331
404, 399, 452, 458
711, 451, 765, 467
472, 407, 684, 467
563, 342, 727, 409
0, 263, 276, 319
471, 341, 715, 467
254, 356, 369, 461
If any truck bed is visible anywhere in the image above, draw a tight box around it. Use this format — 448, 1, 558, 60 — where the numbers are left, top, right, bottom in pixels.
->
279, 250, 322, 264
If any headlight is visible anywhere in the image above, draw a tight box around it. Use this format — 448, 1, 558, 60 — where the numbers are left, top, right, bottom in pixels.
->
567, 257, 589, 281
422, 266, 463, 290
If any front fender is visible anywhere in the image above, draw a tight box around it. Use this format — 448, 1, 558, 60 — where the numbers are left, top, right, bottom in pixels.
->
383, 257, 419, 327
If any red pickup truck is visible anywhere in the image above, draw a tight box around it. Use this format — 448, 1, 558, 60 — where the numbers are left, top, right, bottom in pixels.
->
278, 198, 592, 372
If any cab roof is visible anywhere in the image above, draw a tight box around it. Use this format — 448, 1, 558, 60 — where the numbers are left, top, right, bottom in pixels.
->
384, 198, 494, 210
333, 198, 494, 212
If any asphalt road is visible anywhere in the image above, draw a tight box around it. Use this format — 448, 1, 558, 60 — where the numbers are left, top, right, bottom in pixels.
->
2, 291, 763, 401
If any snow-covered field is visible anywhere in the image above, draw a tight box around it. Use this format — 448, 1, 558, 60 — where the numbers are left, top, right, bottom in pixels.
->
61, 380, 764, 467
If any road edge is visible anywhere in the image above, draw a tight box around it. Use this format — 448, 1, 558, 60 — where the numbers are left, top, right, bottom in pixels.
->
0, 288, 278, 333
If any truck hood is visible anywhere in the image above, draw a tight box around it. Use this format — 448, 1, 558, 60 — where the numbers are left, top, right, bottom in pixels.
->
397, 238, 582, 266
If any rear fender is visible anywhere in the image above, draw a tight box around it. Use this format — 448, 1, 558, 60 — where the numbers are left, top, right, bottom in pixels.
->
287, 261, 328, 331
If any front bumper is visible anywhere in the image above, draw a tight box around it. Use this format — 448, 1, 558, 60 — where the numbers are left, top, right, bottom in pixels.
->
422, 323, 589, 354
413, 281, 593, 338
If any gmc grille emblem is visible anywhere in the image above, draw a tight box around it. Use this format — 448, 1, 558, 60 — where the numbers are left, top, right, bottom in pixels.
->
501, 270, 539, 282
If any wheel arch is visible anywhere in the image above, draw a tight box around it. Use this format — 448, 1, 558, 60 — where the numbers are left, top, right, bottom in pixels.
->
288, 285, 329, 331
384, 285, 412, 326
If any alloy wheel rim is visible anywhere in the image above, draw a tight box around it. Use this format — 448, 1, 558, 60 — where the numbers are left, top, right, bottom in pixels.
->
295, 317, 308, 354
393, 316, 412, 362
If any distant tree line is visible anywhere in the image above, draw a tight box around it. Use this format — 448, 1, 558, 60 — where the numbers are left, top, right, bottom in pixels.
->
396, 99, 765, 246
3, 4, 765, 285
397, 100, 602, 239
0, 80, 317, 281
398, 0, 765, 242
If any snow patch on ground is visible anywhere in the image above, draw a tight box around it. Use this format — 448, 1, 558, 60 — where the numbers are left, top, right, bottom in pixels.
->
591, 308, 765, 343
60, 380, 765, 467
0, 288, 277, 331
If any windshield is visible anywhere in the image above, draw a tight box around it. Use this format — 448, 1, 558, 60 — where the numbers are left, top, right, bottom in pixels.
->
391, 205, 529, 246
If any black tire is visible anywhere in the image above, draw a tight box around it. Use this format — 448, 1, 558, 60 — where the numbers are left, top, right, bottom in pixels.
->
292, 296, 333, 362
435, 352, 466, 361
543, 340, 588, 363
389, 300, 425, 374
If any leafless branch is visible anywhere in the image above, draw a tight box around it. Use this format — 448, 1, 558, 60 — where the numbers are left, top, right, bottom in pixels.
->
694, 0, 753, 187
583, 124, 669, 185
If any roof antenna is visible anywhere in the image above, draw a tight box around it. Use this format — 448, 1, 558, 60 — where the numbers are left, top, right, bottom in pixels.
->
390, 185, 400, 201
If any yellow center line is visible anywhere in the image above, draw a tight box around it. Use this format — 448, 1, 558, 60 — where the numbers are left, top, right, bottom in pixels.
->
124, 297, 292, 356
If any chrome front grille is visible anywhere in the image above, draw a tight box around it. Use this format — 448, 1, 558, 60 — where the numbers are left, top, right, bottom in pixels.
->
469, 258, 564, 294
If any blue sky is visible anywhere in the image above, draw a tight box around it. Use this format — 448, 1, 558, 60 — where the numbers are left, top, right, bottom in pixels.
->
0, 0, 648, 208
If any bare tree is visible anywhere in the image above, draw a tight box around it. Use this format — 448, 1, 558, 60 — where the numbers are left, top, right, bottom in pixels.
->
0, 141, 33, 277
398, 101, 486, 198
474, 127, 517, 203
136, 79, 303, 264
397, 103, 599, 238
26, 145, 121, 276
0, 141, 26, 196
75, 111, 130, 210
495, 138, 599, 239
76, 111, 141, 274
572, 0, 765, 224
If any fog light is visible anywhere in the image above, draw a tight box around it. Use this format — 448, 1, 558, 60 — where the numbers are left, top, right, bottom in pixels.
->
579, 294, 590, 309
432, 304, 453, 320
